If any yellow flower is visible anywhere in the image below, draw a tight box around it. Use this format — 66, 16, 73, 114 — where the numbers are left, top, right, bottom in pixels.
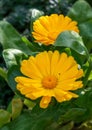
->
32, 14, 79, 45
15, 51, 83, 108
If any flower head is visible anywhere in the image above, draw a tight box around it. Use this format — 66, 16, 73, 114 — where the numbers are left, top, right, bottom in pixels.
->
15, 51, 83, 108
32, 14, 79, 45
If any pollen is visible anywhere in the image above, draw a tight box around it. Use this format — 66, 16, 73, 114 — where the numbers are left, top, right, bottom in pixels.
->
42, 76, 58, 89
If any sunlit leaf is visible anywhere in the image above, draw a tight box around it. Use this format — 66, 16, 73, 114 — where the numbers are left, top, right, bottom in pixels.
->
3, 49, 27, 68
54, 31, 88, 57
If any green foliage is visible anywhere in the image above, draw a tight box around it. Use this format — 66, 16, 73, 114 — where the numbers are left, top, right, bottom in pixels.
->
11, 98, 23, 120
0, 21, 32, 55
0, 103, 82, 130
0, 89, 92, 130
0, 109, 11, 128
54, 31, 88, 56
0, 67, 7, 82
68, 0, 92, 51
0, 0, 92, 130
7, 65, 22, 92
0, 97, 23, 128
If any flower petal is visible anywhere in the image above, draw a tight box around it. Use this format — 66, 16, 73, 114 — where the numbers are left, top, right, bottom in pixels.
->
54, 88, 67, 102
36, 51, 51, 76
57, 79, 83, 91
51, 50, 60, 75
40, 96, 51, 108
54, 53, 68, 76
15, 76, 42, 88
60, 65, 78, 80
21, 57, 43, 79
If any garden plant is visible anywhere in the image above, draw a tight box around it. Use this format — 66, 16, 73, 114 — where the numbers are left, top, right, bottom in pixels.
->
0, 0, 92, 130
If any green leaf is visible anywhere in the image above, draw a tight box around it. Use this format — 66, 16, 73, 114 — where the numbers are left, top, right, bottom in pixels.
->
7, 65, 22, 92
0, 110, 52, 130
0, 101, 86, 130
0, 67, 7, 82
59, 108, 86, 123
22, 36, 44, 52
54, 31, 88, 56
88, 70, 92, 80
3, 49, 27, 92
68, 0, 92, 23
57, 122, 74, 130
0, 126, 9, 130
0, 109, 11, 128
12, 98, 23, 120
0, 98, 88, 130
74, 88, 92, 122
79, 20, 92, 50
0, 21, 33, 55
30, 9, 44, 22
68, 0, 92, 51
3, 49, 27, 68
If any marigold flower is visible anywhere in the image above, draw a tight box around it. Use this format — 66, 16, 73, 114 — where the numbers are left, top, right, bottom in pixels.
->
32, 14, 79, 45
15, 51, 83, 108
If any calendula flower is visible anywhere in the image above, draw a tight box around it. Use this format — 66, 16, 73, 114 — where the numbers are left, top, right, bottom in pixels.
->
32, 14, 79, 45
15, 51, 83, 108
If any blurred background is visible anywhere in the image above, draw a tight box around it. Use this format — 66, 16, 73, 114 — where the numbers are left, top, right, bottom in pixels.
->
0, 0, 92, 109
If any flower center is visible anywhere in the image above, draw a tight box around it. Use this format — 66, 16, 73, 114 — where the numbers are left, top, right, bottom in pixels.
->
42, 76, 57, 89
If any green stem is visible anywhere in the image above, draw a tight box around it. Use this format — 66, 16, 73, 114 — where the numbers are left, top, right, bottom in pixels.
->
83, 57, 92, 87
